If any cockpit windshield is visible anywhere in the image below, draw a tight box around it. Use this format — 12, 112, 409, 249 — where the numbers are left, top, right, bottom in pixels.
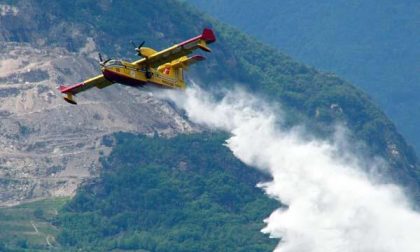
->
104, 60, 124, 67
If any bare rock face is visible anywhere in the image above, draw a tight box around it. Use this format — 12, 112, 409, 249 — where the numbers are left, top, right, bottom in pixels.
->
0, 42, 198, 206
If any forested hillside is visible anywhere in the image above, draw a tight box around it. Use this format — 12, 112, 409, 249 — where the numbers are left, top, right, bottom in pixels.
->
55, 133, 278, 251
189, 0, 420, 153
0, 133, 277, 251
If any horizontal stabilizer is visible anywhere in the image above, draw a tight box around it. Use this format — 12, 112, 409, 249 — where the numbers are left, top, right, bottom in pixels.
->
63, 93, 77, 105
58, 83, 84, 105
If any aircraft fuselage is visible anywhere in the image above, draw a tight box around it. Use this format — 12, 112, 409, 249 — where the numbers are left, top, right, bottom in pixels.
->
101, 60, 184, 89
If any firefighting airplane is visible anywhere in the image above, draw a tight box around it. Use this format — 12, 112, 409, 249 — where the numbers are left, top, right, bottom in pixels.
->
58, 28, 216, 104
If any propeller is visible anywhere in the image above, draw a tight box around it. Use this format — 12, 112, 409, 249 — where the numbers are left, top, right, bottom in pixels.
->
131, 40, 146, 57
98, 52, 111, 66
130, 40, 152, 79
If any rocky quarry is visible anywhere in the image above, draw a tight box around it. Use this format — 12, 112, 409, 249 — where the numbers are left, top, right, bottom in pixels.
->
0, 41, 197, 206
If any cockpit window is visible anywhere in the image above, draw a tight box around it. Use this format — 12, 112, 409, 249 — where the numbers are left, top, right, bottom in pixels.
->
105, 60, 124, 67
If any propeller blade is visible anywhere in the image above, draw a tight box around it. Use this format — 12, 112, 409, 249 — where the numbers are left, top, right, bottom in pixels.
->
130, 40, 146, 56
138, 41, 145, 49
98, 53, 103, 62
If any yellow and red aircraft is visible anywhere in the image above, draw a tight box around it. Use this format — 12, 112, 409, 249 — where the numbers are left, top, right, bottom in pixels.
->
58, 28, 216, 104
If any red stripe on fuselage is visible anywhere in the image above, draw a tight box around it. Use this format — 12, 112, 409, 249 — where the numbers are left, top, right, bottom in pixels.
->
102, 69, 146, 87
102, 69, 177, 90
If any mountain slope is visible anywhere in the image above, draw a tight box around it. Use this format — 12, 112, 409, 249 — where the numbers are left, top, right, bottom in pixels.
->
189, 0, 420, 153
55, 133, 278, 251
0, 0, 419, 203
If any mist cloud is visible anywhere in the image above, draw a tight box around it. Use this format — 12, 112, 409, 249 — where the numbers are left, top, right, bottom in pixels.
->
157, 85, 420, 252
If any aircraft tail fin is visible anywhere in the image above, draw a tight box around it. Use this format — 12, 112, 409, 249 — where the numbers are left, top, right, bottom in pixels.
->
198, 28, 216, 52
179, 28, 216, 53
58, 85, 69, 93
58, 84, 79, 105
201, 28, 216, 44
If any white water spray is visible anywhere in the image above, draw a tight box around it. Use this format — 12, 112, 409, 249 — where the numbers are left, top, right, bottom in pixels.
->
158, 86, 420, 252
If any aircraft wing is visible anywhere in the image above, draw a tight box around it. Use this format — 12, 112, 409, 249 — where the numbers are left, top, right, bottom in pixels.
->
133, 28, 216, 68
58, 74, 113, 104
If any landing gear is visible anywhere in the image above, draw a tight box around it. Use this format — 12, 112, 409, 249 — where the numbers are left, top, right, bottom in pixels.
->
143, 65, 153, 79
145, 70, 153, 79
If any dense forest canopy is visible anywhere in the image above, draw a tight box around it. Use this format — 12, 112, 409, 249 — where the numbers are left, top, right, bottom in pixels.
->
56, 133, 278, 251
